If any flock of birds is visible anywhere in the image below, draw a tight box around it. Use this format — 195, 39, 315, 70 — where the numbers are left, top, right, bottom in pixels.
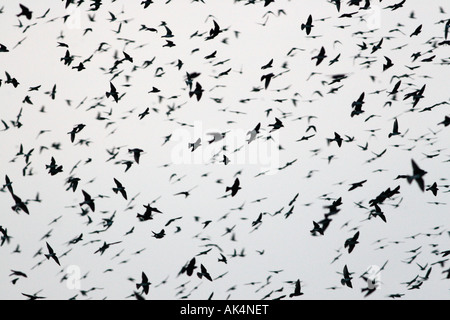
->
0, 0, 449, 300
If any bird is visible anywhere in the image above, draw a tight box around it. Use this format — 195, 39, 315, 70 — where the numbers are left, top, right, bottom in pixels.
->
327, 132, 343, 147
189, 82, 204, 101
141, 0, 154, 9
17, 4, 32, 20
289, 279, 304, 297
311, 46, 327, 65
301, 15, 314, 35
79, 190, 95, 212
341, 265, 353, 288
268, 118, 284, 132
383, 56, 394, 71
128, 148, 143, 164
348, 180, 367, 191
388, 118, 401, 138
344, 231, 360, 253
11, 194, 29, 214
407, 159, 427, 192
261, 73, 274, 89
136, 272, 151, 295
106, 82, 120, 103
197, 264, 213, 281
152, 229, 165, 239
310, 221, 324, 236
410, 24, 422, 37
261, 59, 273, 70
68, 124, 86, 143
112, 178, 127, 200
45, 242, 60, 266
426, 182, 438, 196
226, 178, 241, 197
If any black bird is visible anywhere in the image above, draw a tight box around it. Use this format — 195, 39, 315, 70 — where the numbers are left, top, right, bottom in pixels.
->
141, 0, 153, 9
94, 241, 121, 255
407, 159, 427, 192
123, 51, 133, 63
112, 178, 127, 200
327, 132, 343, 147
79, 190, 95, 212
383, 56, 394, 71
301, 15, 313, 35
426, 182, 438, 196
4, 175, 14, 194
410, 24, 422, 37
189, 82, 204, 101
289, 279, 304, 297
11, 194, 29, 214
60, 50, 74, 66
351, 92, 365, 117
10, 270, 27, 279
128, 148, 143, 164
0, 43, 9, 52
388, 80, 401, 96
152, 229, 165, 239
17, 4, 32, 20
68, 124, 86, 143
206, 20, 222, 40
268, 118, 284, 132
136, 272, 151, 295
106, 82, 119, 103
197, 264, 213, 281
66, 177, 80, 192
341, 265, 353, 288
370, 203, 387, 223
385, 0, 406, 11
181, 257, 197, 276
226, 178, 241, 197
312, 46, 327, 66
46, 157, 63, 176
5, 72, 19, 88
45, 242, 60, 266
348, 180, 367, 191
388, 118, 401, 138
261, 73, 274, 89
371, 38, 383, 54
310, 221, 324, 236
261, 59, 273, 70
22, 293, 45, 300
344, 231, 360, 253
438, 116, 449, 127
138, 107, 150, 120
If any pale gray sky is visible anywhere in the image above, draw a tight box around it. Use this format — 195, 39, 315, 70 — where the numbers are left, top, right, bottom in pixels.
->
0, 0, 449, 300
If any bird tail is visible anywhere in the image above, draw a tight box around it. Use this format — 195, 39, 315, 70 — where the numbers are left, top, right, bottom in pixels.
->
106, 92, 111, 98
113, 188, 118, 194
45, 254, 50, 260
136, 284, 141, 290
226, 187, 231, 192
301, 24, 305, 30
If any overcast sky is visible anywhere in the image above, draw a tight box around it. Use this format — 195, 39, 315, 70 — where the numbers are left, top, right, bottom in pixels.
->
0, 0, 449, 300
